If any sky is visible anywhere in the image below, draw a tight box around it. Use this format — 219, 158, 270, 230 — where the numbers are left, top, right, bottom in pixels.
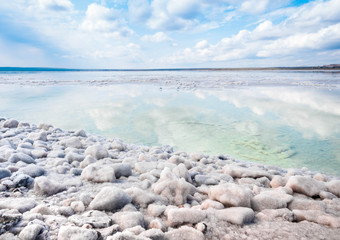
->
0, 0, 340, 68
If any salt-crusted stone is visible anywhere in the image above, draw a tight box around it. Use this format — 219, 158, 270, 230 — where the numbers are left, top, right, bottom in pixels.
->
66, 152, 85, 163
112, 163, 132, 178
57, 226, 99, 240
0, 168, 11, 179
30, 204, 53, 215
18, 223, 43, 240
147, 204, 166, 217
31, 149, 47, 158
74, 129, 87, 137
27, 131, 48, 141
209, 183, 253, 208
79, 193, 93, 206
293, 210, 340, 228
201, 199, 224, 210
256, 208, 295, 222
139, 229, 165, 240
223, 165, 271, 179
60, 137, 83, 149
167, 208, 206, 227
2, 119, 19, 128
288, 198, 326, 211
85, 145, 109, 159
152, 168, 196, 205
81, 163, 115, 183
270, 175, 287, 188
8, 153, 35, 164
319, 191, 337, 200
89, 187, 131, 211
79, 155, 96, 169
135, 162, 158, 174
112, 211, 145, 230
194, 174, 218, 186
172, 163, 192, 183
286, 176, 326, 197
314, 173, 328, 182
19, 164, 45, 178
149, 218, 167, 232
0, 198, 36, 213
12, 174, 34, 188
165, 226, 205, 240
34, 176, 65, 196
68, 214, 112, 228
216, 207, 255, 225
38, 123, 53, 130
70, 201, 85, 213
326, 180, 340, 197
125, 187, 156, 207
251, 191, 289, 211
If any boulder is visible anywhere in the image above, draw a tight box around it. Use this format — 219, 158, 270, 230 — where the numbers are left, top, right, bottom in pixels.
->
125, 187, 156, 207
288, 198, 326, 211
286, 176, 325, 197
112, 163, 132, 178
209, 183, 253, 208
60, 137, 83, 149
111, 211, 145, 230
27, 131, 48, 141
12, 173, 34, 188
223, 165, 271, 179
89, 187, 131, 211
165, 226, 204, 240
8, 153, 35, 164
0, 198, 36, 213
216, 207, 255, 225
293, 210, 340, 228
0, 168, 11, 179
251, 191, 293, 211
326, 180, 340, 197
81, 163, 115, 183
85, 145, 109, 159
167, 208, 206, 227
2, 119, 19, 128
19, 164, 45, 178
57, 226, 99, 240
34, 176, 65, 196
18, 224, 43, 240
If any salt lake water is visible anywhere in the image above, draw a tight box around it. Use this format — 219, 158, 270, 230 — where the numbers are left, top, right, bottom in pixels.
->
1, 70, 340, 175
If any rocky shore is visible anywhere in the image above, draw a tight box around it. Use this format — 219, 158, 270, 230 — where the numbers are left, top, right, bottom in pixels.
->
1, 117, 340, 240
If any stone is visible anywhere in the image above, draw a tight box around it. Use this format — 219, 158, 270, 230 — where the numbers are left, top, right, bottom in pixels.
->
135, 162, 158, 174
288, 198, 326, 211
194, 175, 218, 186
293, 210, 340, 228
18, 224, 43, 240
19, 164, 45, 178
223, 165, 271, 179
125, 187, 156, 208
167, 208, 206, 227
165, 226, 204, 240
216, 207, 255, 225
57, 226, 99, 240
112, 163, 132, 178
286, 176, 326, 197
34, 176, 65, 196
256, 208, 295, 222
147, 204, 166, 217
85, 145, 109, 159
74, 129, 87, 137
8, 153, 35, 164
0, 213, 22, 235
172, 163, 192, 183
270, 175, 287, 188
0, 168, 11, 179
326, 180, 340, 197
139, 229, 165, 240
79, 155, 97, 169
38, 123, 53, 130
112, 211, 145, 230
251, 191, 292, 211
70, 201, 85, 213
89, 187, 131, 211
209, 183, 253, 208
12, 174, 34, 188
200, 199, 224, 210
66, 152, 85, 163
27, 131, 48, 141
81, 163, 115, 183
31, 149, 47, 158
2, 119, 19, 128
0, 198, 36, 213
79, 193, 93, 206
60, 137, 83, 149
68, 214, 112, 228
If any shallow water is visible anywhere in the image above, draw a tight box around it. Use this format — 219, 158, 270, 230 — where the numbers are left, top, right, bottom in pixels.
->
1, 70, 340, 175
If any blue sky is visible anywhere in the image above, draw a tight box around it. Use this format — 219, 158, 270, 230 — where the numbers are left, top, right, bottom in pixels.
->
0, 0, 339, 68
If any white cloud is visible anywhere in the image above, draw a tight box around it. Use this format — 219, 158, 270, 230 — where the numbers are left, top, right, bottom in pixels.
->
80, 3, 133, 37
128, 0, 151, 22
38, 0, 73, 11
240, 0, 269, 14
141, 32, 172, 42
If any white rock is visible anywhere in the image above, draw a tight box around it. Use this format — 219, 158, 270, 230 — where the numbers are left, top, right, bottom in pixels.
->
8, 153, 35, 164
60, 137, 83, 149
125, 187, 156, 207
200, 199, 224, 210
18, 223, 43, 240
293, 210, 340, 228
288, 198, 326, 211
89, 187, 131, 211
66, 152, 85, 163
167, 208, 206, 227
85, 145, 108, 159
326, 180, 340, 197
79, 193, 93, 206
165, 226, 204, 240
57, 226, 99, 240
112, 163, 132, 178
0, 168, 11, 179
209, 183, 253, 208
172, 163, 192, 183
270, 175, 287, 188
216, 207, 255, 225
2, 119, 19, 128
0, 198, 36, 213
139, 229, 165, 240
147, 204, 166, 217
286, 176, 326, 197
70, 201, 85, 213
19, 164, 45, 178
74, 129, 87, 137
223, 165, 271, 179
79, 155, 96, 169
34, 176, 65, 196
27, 131, 48, 141
68, 214, 112, 228
251, 191, 290, 211
81, 163, 115, 183
31, 149, 47, 158
135, 162, 158, 174
111, 211, 144, 230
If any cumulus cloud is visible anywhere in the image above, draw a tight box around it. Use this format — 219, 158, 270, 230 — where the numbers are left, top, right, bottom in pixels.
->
128, 0, 151, 22
38, 0, 73, 11
141, 32, 172, 42
240, 0, 269, 14
80, 3, 133, 37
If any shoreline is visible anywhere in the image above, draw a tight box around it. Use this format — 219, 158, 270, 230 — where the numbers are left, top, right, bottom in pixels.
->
1, 118, 340, 239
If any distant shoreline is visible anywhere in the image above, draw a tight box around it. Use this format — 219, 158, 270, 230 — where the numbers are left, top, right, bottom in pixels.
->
1, 65, 340, 72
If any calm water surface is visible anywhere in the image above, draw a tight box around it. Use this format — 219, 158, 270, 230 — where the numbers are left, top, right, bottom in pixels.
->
1, 70, 340, 175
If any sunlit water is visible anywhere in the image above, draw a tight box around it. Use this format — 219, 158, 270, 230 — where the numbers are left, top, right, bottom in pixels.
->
1, 70, 340, 175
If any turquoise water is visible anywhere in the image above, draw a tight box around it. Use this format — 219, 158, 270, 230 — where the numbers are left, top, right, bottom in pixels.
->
0, 70, 340, 175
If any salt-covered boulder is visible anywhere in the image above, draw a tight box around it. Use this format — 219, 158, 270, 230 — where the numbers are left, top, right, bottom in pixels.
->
251, 191, 290, 211
89, 186, 131, 211
74, 129, 87, 137
31, 149, 47, 158
70, 201, 85, 213
172, 163, 192, 183
256, 208, 295, 222
147, 204, 166, 217
112, 163, 132, 178
135, 162, 158, 174
57, 226, 99, 240
85, 145, 109, 159
200, 199, 224, 210
18, 223, 43, 240
34, 176, 65, 196
125, 187, 157, 207
112, 211, 145, 230
60, 137, 83, 149
286, 176, 326, 197
79, 193, 93, 206
288, 198, 326, 211
12, 173, 34, 188
0, 168, 11, 179
2, 119, 19, 128
167, 208, 206, 227
194, 175, 218, 186
81, 163, 115, 183
139, 229, 165, 240
209, 183, 253, 208
223, 165, 271, 179
27, 131, 48, 141
293, 210, 340, 228
216, 207, 255, 225
326, 180, 340, 197
8, 153, 35, 164
65, 152, 85, 163
0, 198, 36, 213
270, 175, 287, 188
152, 168, 196, 205
19, 164, 45, 178
68, 214, 112, 228
37, 123, 53, 130
165, 226, 204, 240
